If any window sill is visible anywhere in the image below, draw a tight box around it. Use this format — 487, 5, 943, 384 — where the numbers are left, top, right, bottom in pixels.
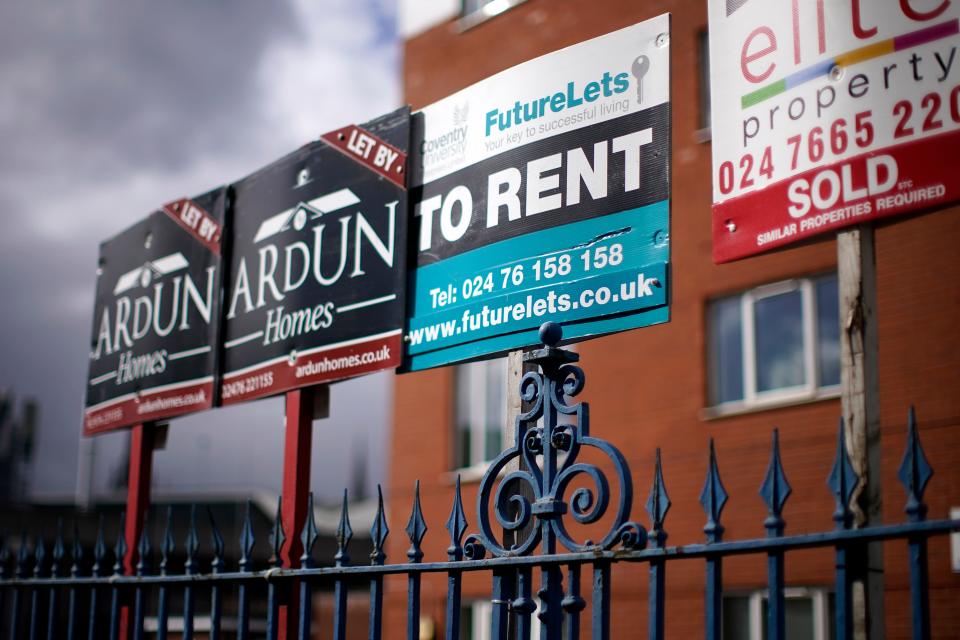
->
701, 387, 841, 421
457, 0, 528, 32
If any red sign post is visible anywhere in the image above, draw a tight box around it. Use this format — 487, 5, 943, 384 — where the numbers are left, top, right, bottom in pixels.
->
275, 386, 328, 638
118, 422, 158, 639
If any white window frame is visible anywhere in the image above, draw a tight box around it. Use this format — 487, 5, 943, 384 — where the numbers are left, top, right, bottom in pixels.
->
707, 276, 840, 418
461, 599, 542, 640
742, 279, 818, 406
466, 600, 493, 640
729, 588, 831, 640
453, 358, 508, 474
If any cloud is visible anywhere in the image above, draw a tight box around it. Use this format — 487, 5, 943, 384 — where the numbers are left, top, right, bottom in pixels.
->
255, 0, 400, 147
0, 0, 400, 499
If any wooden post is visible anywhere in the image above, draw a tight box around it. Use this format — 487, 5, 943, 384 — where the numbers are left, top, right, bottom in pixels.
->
837, 225, 884, 640
505, 350, 537, 549
277, 385, 329, 640
506, 350, 535, 432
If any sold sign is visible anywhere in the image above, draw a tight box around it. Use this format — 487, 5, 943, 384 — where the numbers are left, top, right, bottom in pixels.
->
708, 0, 960, 262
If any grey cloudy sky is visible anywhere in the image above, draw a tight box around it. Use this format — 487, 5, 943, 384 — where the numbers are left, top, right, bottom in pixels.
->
0, 0, 400, 504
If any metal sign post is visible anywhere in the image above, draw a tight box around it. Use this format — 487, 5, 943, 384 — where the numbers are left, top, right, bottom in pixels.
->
118, 421, 159, 640
123, 422, 158, 573
276, 385, 329, 640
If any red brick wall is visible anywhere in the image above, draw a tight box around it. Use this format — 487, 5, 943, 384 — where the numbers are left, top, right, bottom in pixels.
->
387, 1, 960, 637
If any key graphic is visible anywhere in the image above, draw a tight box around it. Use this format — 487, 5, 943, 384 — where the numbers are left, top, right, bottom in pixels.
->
631, 55, 650, 105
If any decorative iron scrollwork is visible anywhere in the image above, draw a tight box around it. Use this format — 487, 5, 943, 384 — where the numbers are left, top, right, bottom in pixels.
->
468, 322, 647, 557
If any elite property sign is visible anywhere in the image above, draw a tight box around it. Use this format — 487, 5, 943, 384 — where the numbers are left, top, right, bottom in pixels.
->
84, 188, 227, 434
405, 16, 672, 370
709, 0, 960, 262
220, 107, 409, 404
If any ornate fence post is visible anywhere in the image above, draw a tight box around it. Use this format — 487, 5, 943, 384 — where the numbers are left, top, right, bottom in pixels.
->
405, 482, 427, 640
760, 430, 791, 640
108, 512, 127, 640
66, 524, 82, 640
646, 448, 670, 640
47, 522, 65, 640
331, 490, 352, 640
444, 477, 467, 640
133, 513, 151, 640
898, 407, 933, 640
266, 498, 285, 640
88, 518, 106, 640
182, 506, 199, 640
700, 440, 728, 640
298, 494, 319, 640
156, 507, 175, 640
829, 419, 859, 640
368, 486, 390, 640
237, 501, 256, 640
208, 508, 225, 640
28, 534, 47, 639
465, 322, 647, 640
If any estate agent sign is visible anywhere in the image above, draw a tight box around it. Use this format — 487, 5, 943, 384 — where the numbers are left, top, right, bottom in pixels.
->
220, 107, 409, 404
709, 0, 960, 262
405, 15, 672, 370
84, 188, 227, 434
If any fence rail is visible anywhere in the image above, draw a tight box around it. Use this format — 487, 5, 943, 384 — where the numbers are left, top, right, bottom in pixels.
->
2, 323, 959, 640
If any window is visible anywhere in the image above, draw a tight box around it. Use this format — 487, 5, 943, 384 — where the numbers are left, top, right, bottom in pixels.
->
707, 274, 840, 412
454, 358, 507, 470
723, 588, 835, 640
459, 599, 544, 640
698, 29, 712, 137
459, 600, 493, 640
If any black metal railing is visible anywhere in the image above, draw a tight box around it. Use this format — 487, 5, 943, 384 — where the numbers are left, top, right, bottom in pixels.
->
2, 322, 959, 640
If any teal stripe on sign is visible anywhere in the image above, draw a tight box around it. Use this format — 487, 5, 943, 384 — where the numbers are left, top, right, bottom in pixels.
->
406, 263, 667, 355
410, 201, 669, 317
403, 200, 670, 370
404, 303, 670, 371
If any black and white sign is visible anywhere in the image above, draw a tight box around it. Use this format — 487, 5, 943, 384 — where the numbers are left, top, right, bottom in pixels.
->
220, 107, 409, 404
84, 187, 227, 434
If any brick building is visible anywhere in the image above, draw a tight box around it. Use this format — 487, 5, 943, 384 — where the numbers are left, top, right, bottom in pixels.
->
385, 1, 960, 637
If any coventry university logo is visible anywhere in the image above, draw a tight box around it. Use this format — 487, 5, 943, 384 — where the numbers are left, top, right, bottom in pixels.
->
453, 102, 469, 126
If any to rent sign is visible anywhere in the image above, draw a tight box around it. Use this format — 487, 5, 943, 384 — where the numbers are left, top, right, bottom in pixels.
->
709, 0, 960, 262
220, 107, 409, 403
405, 16, 672, 370
84, 188, 226, 434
